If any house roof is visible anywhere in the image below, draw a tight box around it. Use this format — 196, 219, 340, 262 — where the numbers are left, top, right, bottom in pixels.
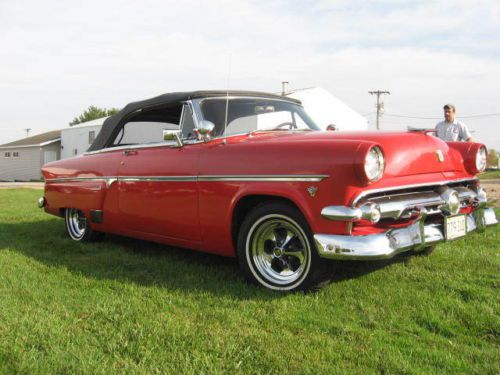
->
0, 130, 61, 148
69, 116, 109, 128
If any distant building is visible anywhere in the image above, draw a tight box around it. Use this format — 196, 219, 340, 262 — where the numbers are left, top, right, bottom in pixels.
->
0, 130, 61, 181
61, 117, 108, 159
286, 87, 368, 131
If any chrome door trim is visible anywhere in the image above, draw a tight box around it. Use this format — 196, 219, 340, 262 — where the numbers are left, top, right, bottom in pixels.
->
119, 176, 198, 182
45, 174, 329, 184
45, 177, 109, 183
198, 175, 328, 182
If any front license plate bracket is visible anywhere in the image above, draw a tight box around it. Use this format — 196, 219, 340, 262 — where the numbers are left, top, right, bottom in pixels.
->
445, 214, 467, 241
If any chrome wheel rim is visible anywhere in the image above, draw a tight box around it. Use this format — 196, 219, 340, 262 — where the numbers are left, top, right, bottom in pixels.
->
66, 208, 87, 240
247, 214, 310, 287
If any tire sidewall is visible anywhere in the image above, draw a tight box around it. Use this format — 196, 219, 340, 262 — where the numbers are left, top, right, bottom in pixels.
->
65, 208, 92, 242
237, 202, 320, 292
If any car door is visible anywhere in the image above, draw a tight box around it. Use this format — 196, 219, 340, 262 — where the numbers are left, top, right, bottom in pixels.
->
117, 104, 201, 242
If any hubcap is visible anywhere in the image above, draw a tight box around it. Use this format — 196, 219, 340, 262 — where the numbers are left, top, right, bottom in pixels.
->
66, 208, 87, 240
249, 215, 310, 286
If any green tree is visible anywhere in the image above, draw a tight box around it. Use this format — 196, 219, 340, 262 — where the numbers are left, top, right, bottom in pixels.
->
69, 106, 120, 126
486, 149, 498, 168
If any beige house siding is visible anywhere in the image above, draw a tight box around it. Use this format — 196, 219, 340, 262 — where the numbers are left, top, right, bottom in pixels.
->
0, 142, 61, 181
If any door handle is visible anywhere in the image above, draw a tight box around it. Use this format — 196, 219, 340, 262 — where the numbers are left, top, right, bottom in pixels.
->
123, 150, 138, 156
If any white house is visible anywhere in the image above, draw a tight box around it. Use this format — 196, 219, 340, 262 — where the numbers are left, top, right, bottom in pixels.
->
286, 87, 368, 131
0, 130, 61, 181
60, 117, 108, 159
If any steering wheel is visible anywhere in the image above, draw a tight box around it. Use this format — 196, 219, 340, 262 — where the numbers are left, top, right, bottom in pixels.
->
273, 122, 295, 130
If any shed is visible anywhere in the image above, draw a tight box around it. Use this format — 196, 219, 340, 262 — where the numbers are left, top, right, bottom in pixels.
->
60, 117, 107, 159
286, 87, 368, 131
0, 130, 61, 181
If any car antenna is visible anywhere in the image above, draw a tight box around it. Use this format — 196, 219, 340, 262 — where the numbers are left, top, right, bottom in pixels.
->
222, 54, 232, 144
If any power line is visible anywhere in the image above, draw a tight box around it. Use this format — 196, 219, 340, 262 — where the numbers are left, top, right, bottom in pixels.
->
385, 112, 500, 120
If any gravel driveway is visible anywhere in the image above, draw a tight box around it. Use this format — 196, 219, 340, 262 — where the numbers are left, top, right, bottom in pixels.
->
0, 182, 44, 189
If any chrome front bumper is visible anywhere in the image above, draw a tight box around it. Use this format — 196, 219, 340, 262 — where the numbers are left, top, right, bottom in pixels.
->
314, 208, 498, 260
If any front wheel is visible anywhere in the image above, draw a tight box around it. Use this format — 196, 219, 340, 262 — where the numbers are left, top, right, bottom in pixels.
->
64, 208, 101, 242
237, 202, 326, 292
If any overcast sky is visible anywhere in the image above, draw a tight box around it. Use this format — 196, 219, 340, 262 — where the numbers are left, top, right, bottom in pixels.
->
1, 0, 499, 150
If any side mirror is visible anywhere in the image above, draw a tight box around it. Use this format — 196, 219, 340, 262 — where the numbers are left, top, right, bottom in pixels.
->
326, 124, 338, 131
163, 129, 183, 148
194, 120, 215, 142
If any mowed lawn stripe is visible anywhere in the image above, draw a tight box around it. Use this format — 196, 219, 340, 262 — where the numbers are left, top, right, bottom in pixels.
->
0, 189, 498, 374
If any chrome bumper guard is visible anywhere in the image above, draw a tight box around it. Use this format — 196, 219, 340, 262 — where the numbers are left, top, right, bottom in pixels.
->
314, 208, 497, 260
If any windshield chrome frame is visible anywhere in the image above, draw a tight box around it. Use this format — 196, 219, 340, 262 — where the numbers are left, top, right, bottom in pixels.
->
191, 96, 316, 140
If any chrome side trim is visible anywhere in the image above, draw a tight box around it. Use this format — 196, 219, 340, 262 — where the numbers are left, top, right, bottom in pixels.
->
45, 174, 329, 184
120, 176, 198, 182
351, 178, 478, 207
198, 175, 328, 182
45, 177, 109, 183
314, 207, 497, 260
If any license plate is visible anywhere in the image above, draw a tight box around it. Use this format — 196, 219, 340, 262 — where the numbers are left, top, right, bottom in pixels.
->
445, 215, 467, 240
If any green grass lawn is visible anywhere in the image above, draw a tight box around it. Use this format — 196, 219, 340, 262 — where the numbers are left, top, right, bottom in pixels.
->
479, 170, 500, 180
0, 189, 499, 374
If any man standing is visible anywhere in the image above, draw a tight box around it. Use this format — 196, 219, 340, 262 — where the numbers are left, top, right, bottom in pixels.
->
435, 104, 473, 142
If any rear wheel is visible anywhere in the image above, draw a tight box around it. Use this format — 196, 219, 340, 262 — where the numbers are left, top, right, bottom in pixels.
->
64, 208, 101, 242
237, 202, 326, 292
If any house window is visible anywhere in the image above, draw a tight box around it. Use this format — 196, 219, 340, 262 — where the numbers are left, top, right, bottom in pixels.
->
13, 152, 19, 157
88, 130, 96, 144
4, 152, 10, 157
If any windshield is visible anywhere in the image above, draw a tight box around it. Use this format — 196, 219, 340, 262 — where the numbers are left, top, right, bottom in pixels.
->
200, 98, 320, 137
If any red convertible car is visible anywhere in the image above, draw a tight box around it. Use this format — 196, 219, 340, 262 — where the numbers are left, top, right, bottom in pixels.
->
40, 91, 497, 291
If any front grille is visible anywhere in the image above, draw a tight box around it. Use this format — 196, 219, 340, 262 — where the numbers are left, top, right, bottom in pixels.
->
356, 180, 479, 220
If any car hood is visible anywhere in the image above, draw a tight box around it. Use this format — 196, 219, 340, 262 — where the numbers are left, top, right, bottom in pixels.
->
232, 130, 468, 178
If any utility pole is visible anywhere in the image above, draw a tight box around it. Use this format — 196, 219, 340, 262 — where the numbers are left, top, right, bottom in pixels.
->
368, 90, 390, 130
281, 81, 289, 96
24, 128, 31, 137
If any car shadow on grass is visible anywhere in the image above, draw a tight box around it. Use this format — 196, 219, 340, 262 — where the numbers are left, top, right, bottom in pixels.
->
0, 218, 409, 297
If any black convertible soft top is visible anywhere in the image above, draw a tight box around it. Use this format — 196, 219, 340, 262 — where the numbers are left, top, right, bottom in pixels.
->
88, 90, 300, 151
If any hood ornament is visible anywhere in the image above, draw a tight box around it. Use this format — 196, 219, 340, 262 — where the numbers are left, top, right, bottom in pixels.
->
436, 150, 445, 162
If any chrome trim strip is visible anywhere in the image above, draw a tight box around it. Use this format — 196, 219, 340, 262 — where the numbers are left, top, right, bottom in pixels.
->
198, 174, 328, 182
120, 176, 198, 182
45, 177, 108, 183
351, 178, 478, 207
45, 174, 329, 184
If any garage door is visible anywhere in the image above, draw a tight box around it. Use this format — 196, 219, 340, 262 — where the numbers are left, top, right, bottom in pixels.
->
43, 150, 57, 164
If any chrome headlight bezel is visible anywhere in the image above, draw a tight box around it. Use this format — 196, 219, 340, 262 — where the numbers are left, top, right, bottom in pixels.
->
475, 146, 487, 173
364, 146, 385, 182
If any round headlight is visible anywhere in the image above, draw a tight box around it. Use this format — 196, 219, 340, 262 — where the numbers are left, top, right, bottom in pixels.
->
475, 146, 487, 173
364, 146, 385, 182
